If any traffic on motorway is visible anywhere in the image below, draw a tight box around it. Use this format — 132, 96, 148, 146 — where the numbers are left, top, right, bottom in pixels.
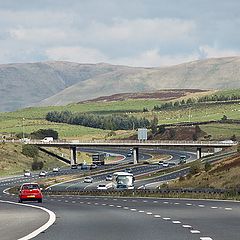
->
1, 147, 239, 240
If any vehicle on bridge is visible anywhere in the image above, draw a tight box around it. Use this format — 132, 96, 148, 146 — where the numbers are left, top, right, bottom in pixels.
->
113, 171, 135, 189
40, 137, 53, 143
19, 183, 43, 203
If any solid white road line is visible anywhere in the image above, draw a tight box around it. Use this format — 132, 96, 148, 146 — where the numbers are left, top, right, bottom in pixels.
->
0, 200, 56, 240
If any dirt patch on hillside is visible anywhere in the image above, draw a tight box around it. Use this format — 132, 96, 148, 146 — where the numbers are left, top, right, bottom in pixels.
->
152, 126, 207, 141
80, 89, 209, 103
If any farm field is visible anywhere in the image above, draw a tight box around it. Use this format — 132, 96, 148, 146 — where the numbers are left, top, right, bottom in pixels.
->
0, 90, 239, 140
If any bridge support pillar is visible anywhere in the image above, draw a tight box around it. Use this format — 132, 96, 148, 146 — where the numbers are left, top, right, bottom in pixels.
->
197, 147, 202, 159
70, 147, 77, 165
133, 147, 139, 164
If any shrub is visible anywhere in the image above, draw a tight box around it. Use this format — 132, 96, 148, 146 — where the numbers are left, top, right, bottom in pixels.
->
22, 145, 39, 158
32, 159, 43, 170
190, 162, 202, 175
204, 161, 212, 172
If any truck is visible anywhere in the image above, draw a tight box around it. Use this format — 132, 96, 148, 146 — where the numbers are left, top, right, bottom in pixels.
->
41, 137, 54, 143
92, 152, 105, 165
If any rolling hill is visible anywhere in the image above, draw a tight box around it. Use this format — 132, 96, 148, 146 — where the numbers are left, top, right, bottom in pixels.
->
1, 56, 240, 112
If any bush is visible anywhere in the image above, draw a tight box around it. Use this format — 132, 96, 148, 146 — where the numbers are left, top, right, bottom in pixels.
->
32, 160, 43, 170
179, 176, 185, 181
30, 129, 58, 140
190, 162, 202, 175
22, 145, 39, 158
204, 161, 212, 172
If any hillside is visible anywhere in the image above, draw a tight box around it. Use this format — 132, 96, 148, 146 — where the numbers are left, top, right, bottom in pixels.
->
1, 56, 240, 112
0, 143, 66, 176
169, 152, 240, 189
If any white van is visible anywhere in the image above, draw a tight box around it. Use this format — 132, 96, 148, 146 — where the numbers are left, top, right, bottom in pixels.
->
41, 137, 53, 143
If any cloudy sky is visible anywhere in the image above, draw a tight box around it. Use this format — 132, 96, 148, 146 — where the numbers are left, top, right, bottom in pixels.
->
1, 0, 240, 67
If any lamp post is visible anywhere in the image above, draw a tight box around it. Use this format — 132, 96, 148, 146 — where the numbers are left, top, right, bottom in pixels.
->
22, 118, 25, 139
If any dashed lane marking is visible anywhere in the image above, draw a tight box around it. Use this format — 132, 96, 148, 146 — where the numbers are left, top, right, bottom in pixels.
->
190, 230, 200, 234
182, 225, 192, 228
172, 221, 181, 224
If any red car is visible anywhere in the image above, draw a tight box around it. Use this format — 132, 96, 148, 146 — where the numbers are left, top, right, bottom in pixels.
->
19, 183, 43, 203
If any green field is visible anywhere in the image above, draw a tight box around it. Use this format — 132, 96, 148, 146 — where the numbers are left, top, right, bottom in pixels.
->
0, 92, 240, 140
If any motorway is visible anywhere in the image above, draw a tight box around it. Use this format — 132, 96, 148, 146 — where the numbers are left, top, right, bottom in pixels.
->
0, 148, 239, 240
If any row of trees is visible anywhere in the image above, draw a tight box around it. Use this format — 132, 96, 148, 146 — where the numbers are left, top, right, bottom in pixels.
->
198, 94, 240, 102
151, 93, 240, 112
46, 111, 150, 130
153, 98, 197, 111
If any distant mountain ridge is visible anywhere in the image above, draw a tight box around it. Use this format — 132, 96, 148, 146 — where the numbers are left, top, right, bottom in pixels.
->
1, 56, 240, 112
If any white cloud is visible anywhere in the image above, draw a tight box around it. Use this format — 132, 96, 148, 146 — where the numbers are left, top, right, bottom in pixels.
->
45, 46, 108, 63
9, 27, 67, 45
83, 18, 196, 44
112, 49, 198, 67
199, 45, 240, 59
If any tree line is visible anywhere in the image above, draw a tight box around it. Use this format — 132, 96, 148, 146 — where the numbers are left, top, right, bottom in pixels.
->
152, 93, 240, 112
46, 111, 150, 130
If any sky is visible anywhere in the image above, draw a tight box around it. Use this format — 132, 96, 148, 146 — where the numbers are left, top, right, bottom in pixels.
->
1, 0, 240, 67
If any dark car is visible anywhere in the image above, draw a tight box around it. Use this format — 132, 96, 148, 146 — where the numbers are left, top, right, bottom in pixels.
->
71, 164, 78, 169
19, 183, 43, 203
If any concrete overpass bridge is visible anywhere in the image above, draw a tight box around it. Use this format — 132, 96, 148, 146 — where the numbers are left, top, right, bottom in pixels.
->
27, 140, 238, 165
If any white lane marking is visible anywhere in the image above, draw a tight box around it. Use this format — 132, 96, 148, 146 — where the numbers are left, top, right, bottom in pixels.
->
3, 187, 11, 195
154, 215, 161, 218
182, 225, 192, 228
190, 230, 200, 234
163, 217, 171, 220
172, 221, 181, 224
225, 208, 232, 211
146, 212, 152, 215
200, 237, 213, 240
0, 200, 56, 240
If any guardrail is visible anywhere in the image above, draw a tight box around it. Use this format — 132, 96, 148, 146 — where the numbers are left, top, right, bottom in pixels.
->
44, 188, 240, 197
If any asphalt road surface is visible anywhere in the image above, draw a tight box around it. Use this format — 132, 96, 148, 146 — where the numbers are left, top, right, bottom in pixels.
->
1, 190, 240, 240
1, 148, 239, 240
